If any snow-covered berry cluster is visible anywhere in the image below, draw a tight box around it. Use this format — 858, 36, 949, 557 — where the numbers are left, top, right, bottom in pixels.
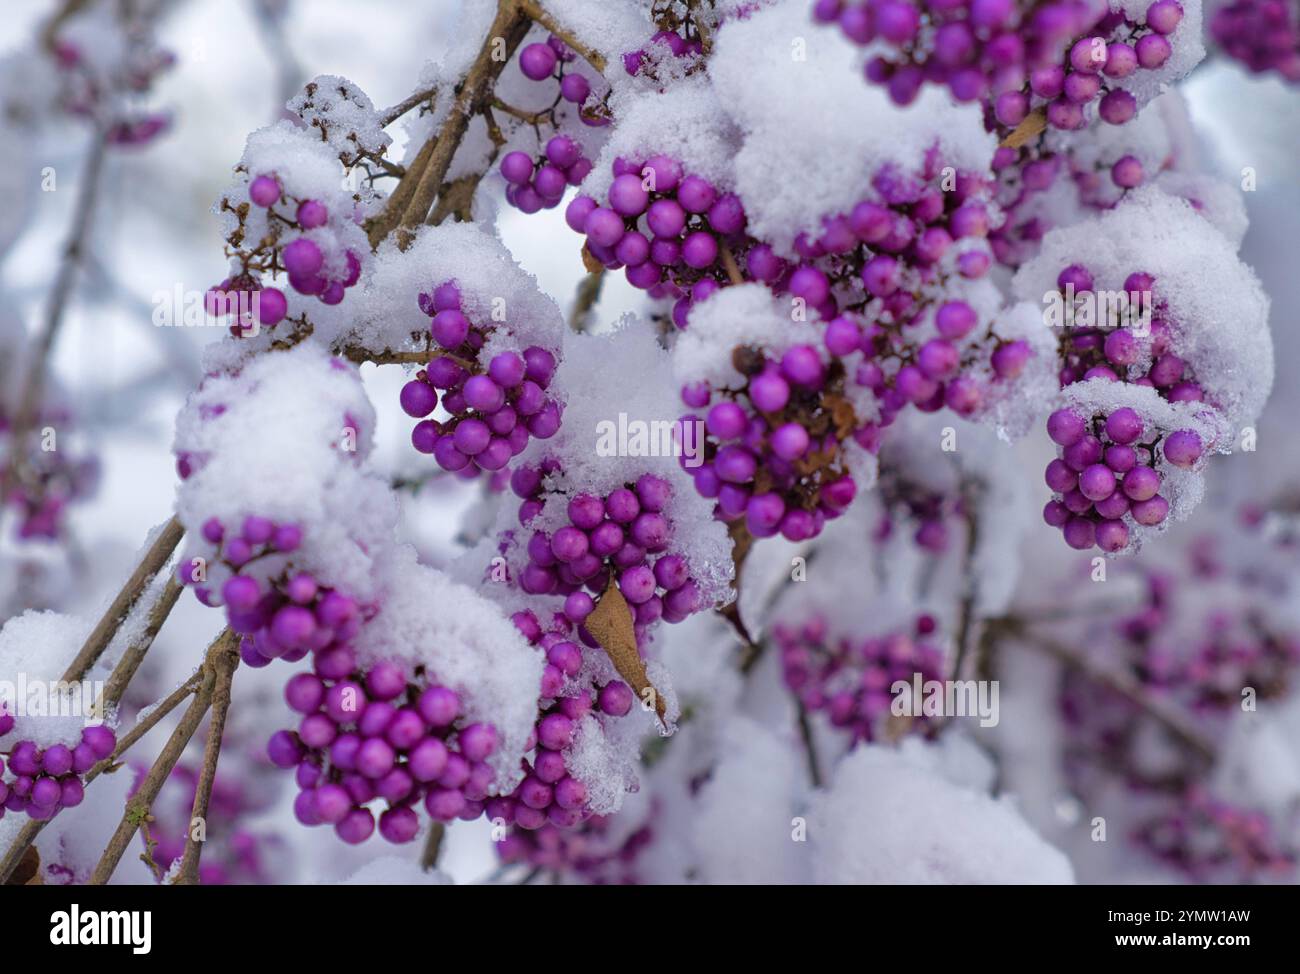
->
566, 155, 749, 318
0, 722, 113, 822
481, 609, 639, 832
178, 515, 370, 671
814, 0, 1195, 133
680, 345, 859, 541
511, 468, 704, 635
401, 279, 562, 474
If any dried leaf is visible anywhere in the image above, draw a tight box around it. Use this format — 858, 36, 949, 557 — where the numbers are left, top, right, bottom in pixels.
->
6, 846, 40, 886
585, 580, 667, 723
1000, 109, 1047, 149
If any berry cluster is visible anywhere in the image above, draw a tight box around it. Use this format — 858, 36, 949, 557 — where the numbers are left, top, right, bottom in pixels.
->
873, 467, 967, 554
776, 614, 946, 745
1211, 0, 1300, 82
1041, 265, 1210, 551
1133, 788, 1296, 881
1058, 564, 1300, 878
519, 34, 610, 124
565, 156, 749, 322
510, 469, 703, 638
500, 135, 593, 215
814, 0, 1184, 132
400, 280, 562, 474
486, 610, 638, 831
177, 513, 367, 669
680, 345, 859, 542
269, 656, 501, 844
777, 150, 996, 317
989, 144, 1154, 268
209, 175, 364, 338
498, 31, 608, 216
1041, 404, 1192, 550
623, 27, 705, 76
0, 721, 114, 822
49, 20, 173, 146
496, 810, 654, 883
0, 405, 99, 542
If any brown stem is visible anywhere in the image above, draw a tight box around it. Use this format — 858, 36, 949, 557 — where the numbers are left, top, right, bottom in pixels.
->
719, 241, 745, 286
516, 0, 608, 72
366, 136, 437, 249
379, 84, 439, 127
949, 479, 984, 682
2, 129, 108, 504
720, 520, 757, 655
421, 822, 446, 871
569, 267, 605, 332
394, 2, 532, 247
336, 342, 475, 370
796, 701, 823, 788
60, 516, 184, 684
88, 630, 237, 885
98, 575, 184, 710
174, 640, 240, 885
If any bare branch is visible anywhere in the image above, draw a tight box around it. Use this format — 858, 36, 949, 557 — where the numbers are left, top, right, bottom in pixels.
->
516, 0, 608, 72
61, 516, 185, 684
174, 643, 240, 884
380, 84, 439, 127
89, 629, 239, 885
2, 128, 108, 505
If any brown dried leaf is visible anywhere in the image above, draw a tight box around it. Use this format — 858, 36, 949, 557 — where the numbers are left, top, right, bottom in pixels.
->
1000, 109, 1047, 149
6, 846, 40, 886
585, 580, 667, 723
581, 245, 604, 275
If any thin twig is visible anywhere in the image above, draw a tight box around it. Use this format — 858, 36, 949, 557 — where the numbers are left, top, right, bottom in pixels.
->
421, 822, 446, 871
796, 701, 823, 788
2, 128, 108, 504
60, 516, 184, 684
88, 630, 237, 885
569, 267, 605, 332
379, 84, 439, 127
719, 241, 744, 286
174, 640, 240, 884
98, 575, 185, 710
336, 342, 475, 370
949, 479, 984, 681
394, 1, 532, 246
516, 0, 607, 72
998, 618, 1217, 762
